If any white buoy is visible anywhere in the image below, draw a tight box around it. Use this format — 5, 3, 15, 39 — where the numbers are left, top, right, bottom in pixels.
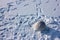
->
32, 20, 46, 31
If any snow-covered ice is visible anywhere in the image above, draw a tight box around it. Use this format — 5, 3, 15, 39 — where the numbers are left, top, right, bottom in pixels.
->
0, 0, 60, 40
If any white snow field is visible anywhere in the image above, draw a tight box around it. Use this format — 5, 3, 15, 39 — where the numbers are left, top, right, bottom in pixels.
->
0, 0, 60, 40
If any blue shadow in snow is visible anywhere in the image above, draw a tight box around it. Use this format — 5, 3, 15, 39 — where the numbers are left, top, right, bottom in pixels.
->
41, 26, 60, 40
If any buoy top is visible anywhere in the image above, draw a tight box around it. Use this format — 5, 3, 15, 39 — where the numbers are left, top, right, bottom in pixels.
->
32, 20, 46, 31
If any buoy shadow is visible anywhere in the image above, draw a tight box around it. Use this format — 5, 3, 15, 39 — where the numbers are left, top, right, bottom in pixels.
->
41, 26, 60, 40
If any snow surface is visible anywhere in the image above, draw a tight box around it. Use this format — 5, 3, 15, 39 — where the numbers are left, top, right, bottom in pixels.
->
0, 0, 60, 40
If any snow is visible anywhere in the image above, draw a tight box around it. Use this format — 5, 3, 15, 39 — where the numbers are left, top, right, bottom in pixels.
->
0, 0, 60, 40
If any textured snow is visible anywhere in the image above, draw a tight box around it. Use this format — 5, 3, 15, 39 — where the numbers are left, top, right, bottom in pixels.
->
0, 0, 60, 40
